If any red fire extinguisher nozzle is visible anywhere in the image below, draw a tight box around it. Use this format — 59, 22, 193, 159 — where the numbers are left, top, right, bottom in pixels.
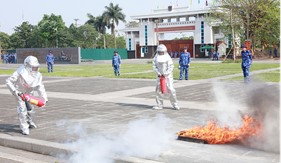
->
20, 94, 45, 107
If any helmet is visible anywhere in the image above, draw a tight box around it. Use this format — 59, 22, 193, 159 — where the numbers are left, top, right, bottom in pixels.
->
157, 44, 167, 52
24, 56, 40, 74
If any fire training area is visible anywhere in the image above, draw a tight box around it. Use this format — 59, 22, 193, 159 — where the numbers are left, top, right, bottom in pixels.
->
0, 63, 279, 163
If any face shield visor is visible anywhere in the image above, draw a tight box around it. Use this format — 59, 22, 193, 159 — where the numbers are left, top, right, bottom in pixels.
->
24, 56, 40, 76
32, 66, 39, 72
26, 64, 39, 77
158, 51, 165, 55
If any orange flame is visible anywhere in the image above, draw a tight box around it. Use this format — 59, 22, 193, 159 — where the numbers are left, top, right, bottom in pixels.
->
177, 115, 261, 144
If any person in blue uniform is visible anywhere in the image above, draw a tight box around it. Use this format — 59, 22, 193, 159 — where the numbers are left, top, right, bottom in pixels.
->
241, 45, 252, 83
213, 50, 219, 61
179, 47, 191, 80
112, 50, 121, 76
46, 50, 55, 73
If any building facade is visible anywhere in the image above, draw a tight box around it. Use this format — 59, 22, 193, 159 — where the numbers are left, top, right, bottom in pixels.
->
122, 3, 229, 58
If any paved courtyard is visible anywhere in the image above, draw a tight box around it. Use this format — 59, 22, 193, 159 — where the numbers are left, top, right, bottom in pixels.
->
0, 63, 279, 163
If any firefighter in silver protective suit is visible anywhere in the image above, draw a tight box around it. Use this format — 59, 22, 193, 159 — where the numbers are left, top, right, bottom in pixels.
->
6, 56, 48, 135
152, 44, 180, 110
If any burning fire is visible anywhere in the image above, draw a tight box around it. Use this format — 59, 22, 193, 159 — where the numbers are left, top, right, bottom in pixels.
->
177, 115, 261, 144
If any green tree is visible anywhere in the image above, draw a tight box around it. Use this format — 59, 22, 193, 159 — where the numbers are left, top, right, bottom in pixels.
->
254, 1, 280, 48
74, 24, 99, 48
96, 34, 125, 48
212, 0, 280, 50
208, 1, 244, 60
115, 36, 126, 48
103, 2, 126, 48
0, 32, 11, 49
12, 22, 34, 48
86, 14, 108, 48
37, 14, 66, 47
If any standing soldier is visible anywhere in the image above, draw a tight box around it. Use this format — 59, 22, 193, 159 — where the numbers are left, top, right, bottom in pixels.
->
6, 56, 48, 135
241, 45, 252, 83
46, 50, 55, 73
213, 50, 219, 61
179, 47, 191, 80
152, 44, 180, 110
112, 50, 121, 76
169, 50, 174, 58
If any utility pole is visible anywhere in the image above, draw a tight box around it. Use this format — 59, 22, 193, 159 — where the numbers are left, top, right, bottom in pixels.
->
74, 18, 79, 27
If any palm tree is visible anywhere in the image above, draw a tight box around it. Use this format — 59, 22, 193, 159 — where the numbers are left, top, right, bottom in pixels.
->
103, 2, 126, 48
95, 15, 108, 49
86, 14, 108, 48
85, 13, 96, 26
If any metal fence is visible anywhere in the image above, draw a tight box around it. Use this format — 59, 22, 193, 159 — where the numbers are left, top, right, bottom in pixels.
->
81, 48, 128, 60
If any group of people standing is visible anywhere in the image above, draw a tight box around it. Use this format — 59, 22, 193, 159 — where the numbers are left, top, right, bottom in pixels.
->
5, 44, 254, 135
1, 53, 17, 64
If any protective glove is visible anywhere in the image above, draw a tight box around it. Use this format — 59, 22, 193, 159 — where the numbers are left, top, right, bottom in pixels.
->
157, 72, 161, 77
14, 90, 21, 96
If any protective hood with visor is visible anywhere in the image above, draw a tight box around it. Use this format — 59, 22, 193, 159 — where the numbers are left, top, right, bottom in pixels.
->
24, 56, 40, 75
157, 44, 168, 54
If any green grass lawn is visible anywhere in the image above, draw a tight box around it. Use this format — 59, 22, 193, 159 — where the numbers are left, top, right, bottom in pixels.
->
0, 62, 279, 82
226, 70, 280, 82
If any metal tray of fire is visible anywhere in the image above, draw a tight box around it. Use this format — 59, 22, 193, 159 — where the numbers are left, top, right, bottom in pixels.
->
177, 136, 208, 144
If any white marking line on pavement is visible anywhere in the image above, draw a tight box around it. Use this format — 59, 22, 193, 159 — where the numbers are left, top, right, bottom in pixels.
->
0, 151, 52, 163
0, 88, 236, 111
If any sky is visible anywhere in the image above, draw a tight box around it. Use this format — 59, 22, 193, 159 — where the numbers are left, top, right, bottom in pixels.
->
0, 0, 209, 36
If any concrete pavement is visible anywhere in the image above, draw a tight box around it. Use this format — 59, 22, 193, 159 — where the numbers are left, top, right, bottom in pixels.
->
0, 63, 279, 163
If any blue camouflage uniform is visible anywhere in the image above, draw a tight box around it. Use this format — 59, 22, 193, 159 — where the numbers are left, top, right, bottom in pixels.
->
46, 51, 55, 73
179, 50, 191, 80
112, 52, 121, 76
213, 51, 219, 61
241, 49, 252, 83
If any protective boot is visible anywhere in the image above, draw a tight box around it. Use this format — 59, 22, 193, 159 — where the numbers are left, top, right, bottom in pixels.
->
28, 121, 37, 129
173, 104, 180, 110
22, 128, 29, 135
153, 96, 164, 110
153, 106, 163, 110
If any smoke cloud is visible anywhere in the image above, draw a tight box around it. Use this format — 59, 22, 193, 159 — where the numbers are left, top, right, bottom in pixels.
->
63, 114, 175, 163
211, 82, 245, 128
244, 82, 280, 153
211, 81, 279, 153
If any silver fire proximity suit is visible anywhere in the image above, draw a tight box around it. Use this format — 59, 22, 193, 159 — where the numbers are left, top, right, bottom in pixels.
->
152, 44, 180, 110
6, 56, 48, 135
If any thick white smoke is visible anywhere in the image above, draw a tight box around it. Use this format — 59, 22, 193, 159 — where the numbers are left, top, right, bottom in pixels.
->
211, 82, 245, 128
62, 114, 175, 163
211, 81, 279, 153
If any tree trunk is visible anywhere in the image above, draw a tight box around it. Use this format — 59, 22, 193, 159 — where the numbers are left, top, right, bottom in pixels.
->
114, 34, 116, 49
111, 23, 116, 49
231, 9, 236, 61
103, 34, 106, 49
